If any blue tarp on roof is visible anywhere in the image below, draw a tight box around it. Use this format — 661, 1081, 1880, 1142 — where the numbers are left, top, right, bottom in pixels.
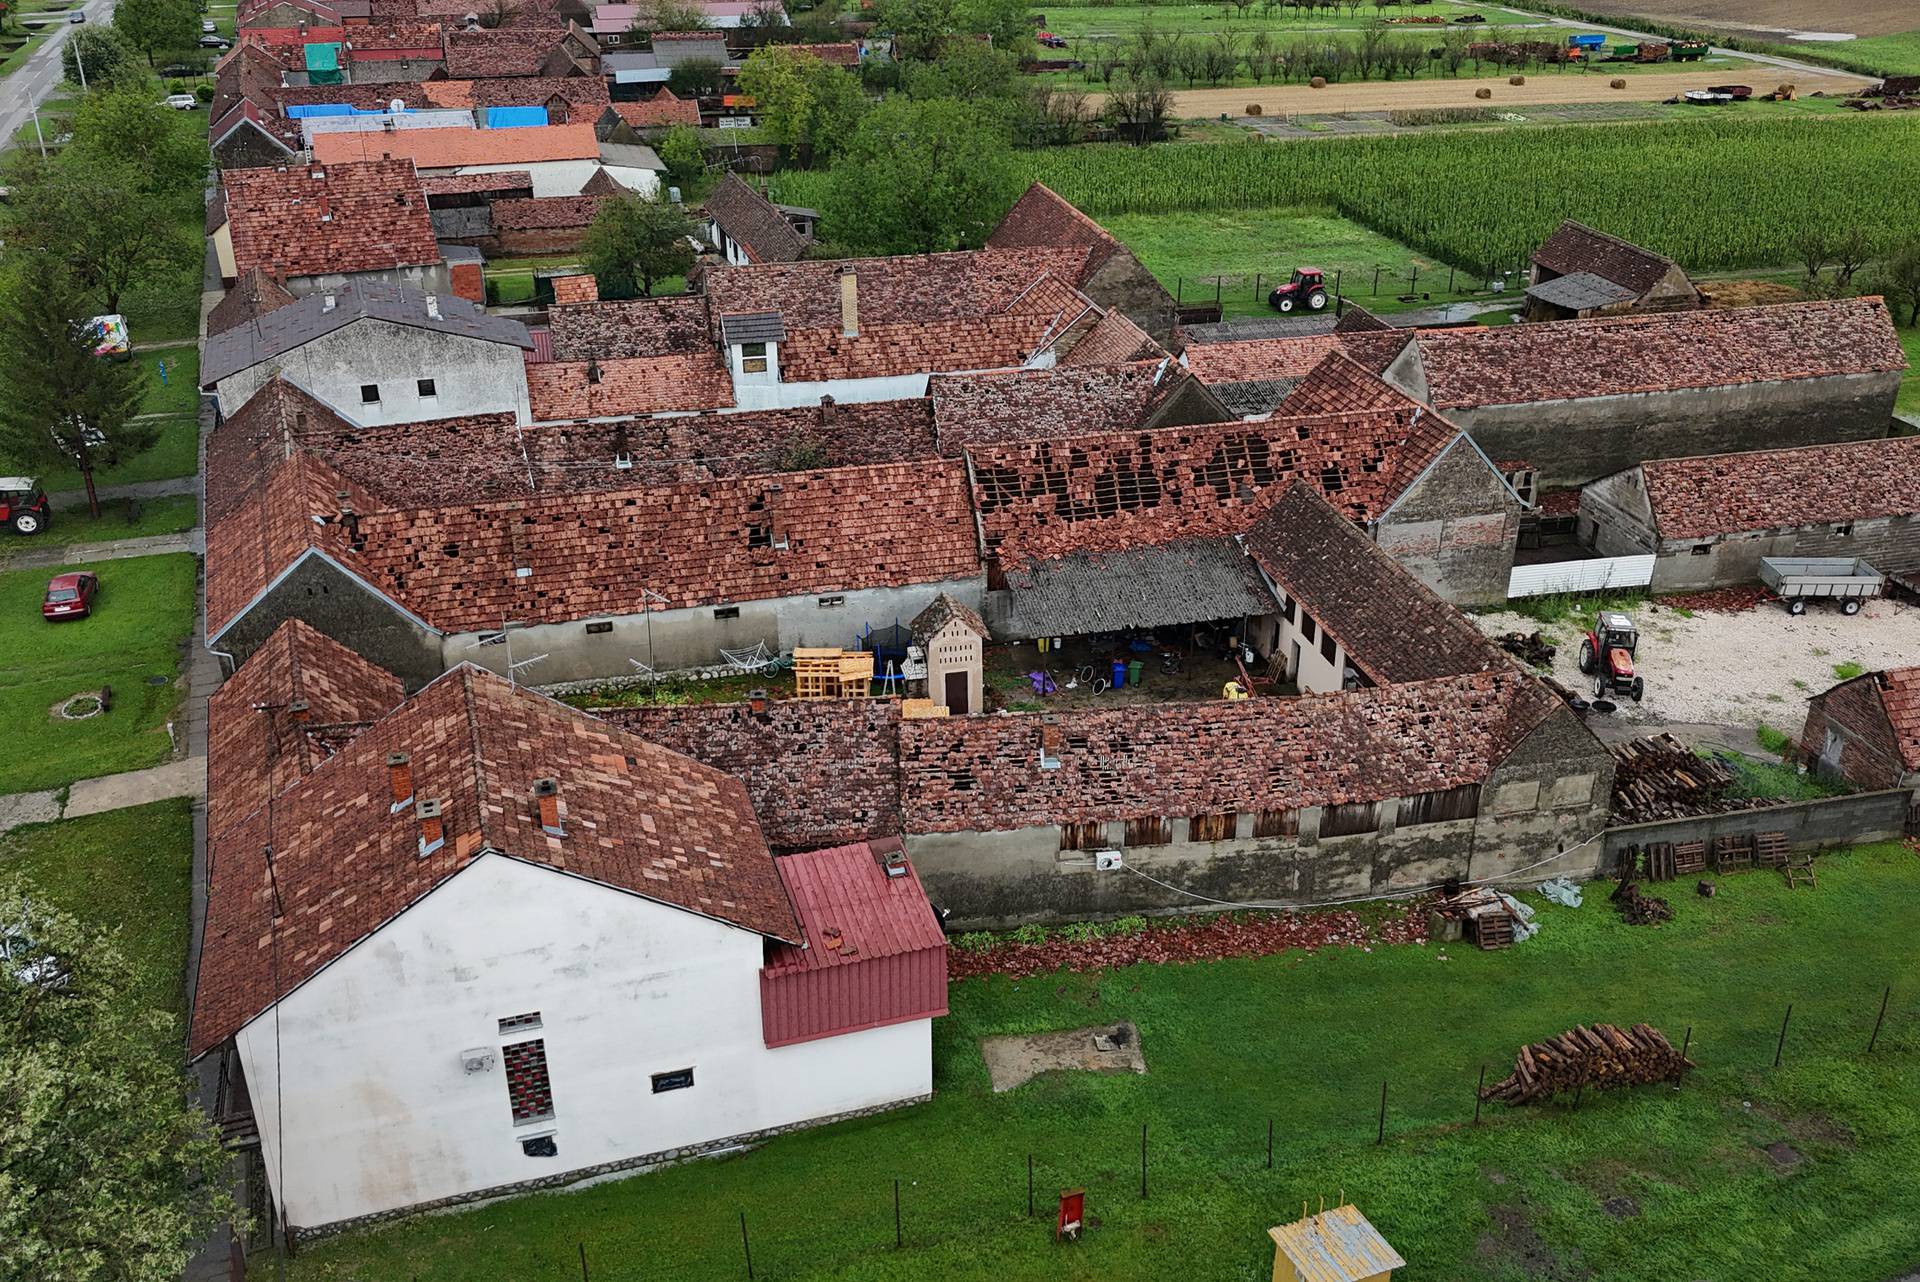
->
287, 103, 354, 118
486, 106, 550, 128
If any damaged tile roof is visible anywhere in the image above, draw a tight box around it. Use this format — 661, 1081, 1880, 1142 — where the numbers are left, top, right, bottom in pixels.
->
207, 266, 298, 337
967, 401, 1455, 565
1634, 435, 1920, 540
1532, 219, 1680, 296
701, 247, 1095, 332
1001, 536, 1278, 640
490, 194, 606, 229
222, 159, 440, 280
1875, 667, 1920, 772
1414, 297, 1907, 409
419, 170, 535, 196
1182, 331, 1410, 385
896, 668, 1561, 833
776, 313, 1060, 381
704, 171, 809, 264
191, 662, 798, 1057
548, 294, 713, 358
929, 360, 1183, 455
910, 591, 989, 642
456, 74, 613, 111
443, 27, 591, 76
526, 353, 734, 419
310, 122, 600, 167
611, 87, 701, 127
1277, 351, 1424, 416
1061, 307, 1161, 366
986, 182, 1124, 286
1240, 482, 1511, 685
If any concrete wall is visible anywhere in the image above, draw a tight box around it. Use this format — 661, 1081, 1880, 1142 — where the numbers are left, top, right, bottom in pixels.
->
907, 706, 1613, 927
1579, 467, 1659, 558
235, 854, 932, 1233
1601, 787, 1915, 870
1374, 437, 1521, 607
214, 317, 532, 426
1641, 515, 1920, 593
1450, 372, 1901, 489
1265, 589, 1352, 694
450, 576, 986, 686
215, 552, 446, 690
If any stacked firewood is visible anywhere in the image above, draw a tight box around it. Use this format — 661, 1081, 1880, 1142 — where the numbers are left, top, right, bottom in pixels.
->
1609, 880, 1673, 926
1610, 735, 1737, 821
1497, 631, 1556, 668
1481, 1023, 1692, 1105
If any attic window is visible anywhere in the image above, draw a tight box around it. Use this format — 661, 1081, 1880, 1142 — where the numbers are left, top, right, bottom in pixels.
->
713, 606, 740, 620
1690, 544, 1712, 556
360, 383, 380, 404
817, 595, 844, 608
498, 1011, 542, 1035
1831, 522, 1853, 536
651, 1068, 695, 1093
740, 341, 768, 374
585, 620, 613, 635
417, 378, 437, 398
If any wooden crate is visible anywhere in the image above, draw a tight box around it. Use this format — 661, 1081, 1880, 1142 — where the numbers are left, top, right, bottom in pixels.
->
1672, 840, 1707, 875
1468, 910, 1514, 950
794, 647, 847, 700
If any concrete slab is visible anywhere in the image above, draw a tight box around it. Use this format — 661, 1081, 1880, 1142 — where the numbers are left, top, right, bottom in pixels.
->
4, 531, 200, 571
64, 756, 206, 818
980, 1022, 1147, 1093
0, 789, 61, 836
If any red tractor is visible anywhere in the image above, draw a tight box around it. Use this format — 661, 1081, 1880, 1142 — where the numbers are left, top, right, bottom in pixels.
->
1267, 267, 1330, 313
0, 477, 51, 535
1577, 611, 1644, 702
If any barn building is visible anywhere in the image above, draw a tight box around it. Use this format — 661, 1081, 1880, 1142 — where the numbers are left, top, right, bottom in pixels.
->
1523, 220, 1700, 322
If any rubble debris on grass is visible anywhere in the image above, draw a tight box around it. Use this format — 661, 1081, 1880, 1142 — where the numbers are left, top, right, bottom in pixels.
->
947, 904, 1431, 980
1657, 585, 1774, 614
1609, 880, 1674, 925
979, 1021, 1147, 1092
1497, 630, 1557, 667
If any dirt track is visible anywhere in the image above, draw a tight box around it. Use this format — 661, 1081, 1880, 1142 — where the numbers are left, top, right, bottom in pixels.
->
1164, 67, 1874, 118
1563, 0, 1916, 40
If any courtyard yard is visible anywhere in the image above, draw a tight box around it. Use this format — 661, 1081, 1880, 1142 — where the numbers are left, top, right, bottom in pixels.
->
271, 844, 1920, 1282
0, 552, 197, 793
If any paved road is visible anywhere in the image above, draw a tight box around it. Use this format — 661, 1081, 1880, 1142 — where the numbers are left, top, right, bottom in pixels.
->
0, 0, 121, 152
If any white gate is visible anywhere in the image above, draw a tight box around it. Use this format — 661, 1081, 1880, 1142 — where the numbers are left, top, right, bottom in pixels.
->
1506, 555, 1655, 599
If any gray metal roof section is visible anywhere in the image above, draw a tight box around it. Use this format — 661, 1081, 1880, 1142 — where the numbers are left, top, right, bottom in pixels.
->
1001, 536, 1278, 640
599, 141, 666, 171
1181, 314, 1341, 344
719, 311, 787, 346
1524, 271, 1638, 312
202, 282, 533, 386
431, 206, 494, 240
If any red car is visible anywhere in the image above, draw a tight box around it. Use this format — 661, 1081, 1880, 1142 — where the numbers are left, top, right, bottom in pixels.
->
42, 572, 99, 621
1036, 30, 1067, 47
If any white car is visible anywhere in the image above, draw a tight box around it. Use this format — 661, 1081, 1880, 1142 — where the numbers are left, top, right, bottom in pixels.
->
202, 17, 216, 30
163, 93, 198, 109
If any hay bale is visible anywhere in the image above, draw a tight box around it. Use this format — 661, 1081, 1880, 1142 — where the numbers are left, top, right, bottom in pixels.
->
1246, 102, 1263, 115
1309, 75, 1327, 88
1474, 86, 1492, 99
1508, 74, 1526, 85
1610, 77, 1627, 89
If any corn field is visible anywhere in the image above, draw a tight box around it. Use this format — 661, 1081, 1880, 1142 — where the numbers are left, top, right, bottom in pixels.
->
771, 115, 1920, 275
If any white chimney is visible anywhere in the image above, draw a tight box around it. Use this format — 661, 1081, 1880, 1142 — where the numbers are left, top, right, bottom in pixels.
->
425, 295, 442, 320
838, 266, 858, 339
322, 294, 337, 313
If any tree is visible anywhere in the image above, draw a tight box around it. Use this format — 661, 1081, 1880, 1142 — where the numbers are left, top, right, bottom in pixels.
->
112, 0, 199, 66
1105, 72, 1173, 144
737, 45, 867, 160
582, 193, 695, 299
0, 263, 153, 516
667, 56, 724, 98
878, 0, 1030, 60
0, 152, 201, 316
822, 97, 1013, 255
61, 25, 142, 89
903, 41, 1019, 102
1874, 240, 1920, 327
0, 882, 237, 1282
657, 122, 705, 185
68, 83, 208, 206
632, 0, 710, 35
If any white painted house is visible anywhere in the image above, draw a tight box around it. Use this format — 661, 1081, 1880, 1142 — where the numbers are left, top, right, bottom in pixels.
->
193, 641, 947, 1238
200, 283, 535, 426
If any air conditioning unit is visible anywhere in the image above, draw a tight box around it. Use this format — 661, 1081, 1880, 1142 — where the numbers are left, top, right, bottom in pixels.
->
1095, 850, 1124, 872
459, 1047, 495, 1075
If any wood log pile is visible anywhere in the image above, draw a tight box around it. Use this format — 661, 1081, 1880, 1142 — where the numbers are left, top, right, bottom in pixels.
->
1481, 1023, 1692, 1105
1609, 735, 1738, 821
1609, 880, 1673, 926
1496, 631, 1556, 668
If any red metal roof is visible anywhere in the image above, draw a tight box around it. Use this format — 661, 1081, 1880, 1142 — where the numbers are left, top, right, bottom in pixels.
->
759, 841, 948, 1048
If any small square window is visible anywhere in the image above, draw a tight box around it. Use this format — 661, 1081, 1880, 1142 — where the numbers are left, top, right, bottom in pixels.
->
1319, 632, 1336, 663
651, 1068, 695, 1093
359, 383, 380, 404
1301, 614, 1317, 643
742, 357, 769, 374
1690, 544, 1712, 556
585, 620, 613, 635
817, 595, 844, 608
417, 378, 437, 398
713, 606, 740, 620
742, 342, 767, 358
1831, 522, 1853, 536
1281, 595, 1296, 623
498, 1011, 542, 1035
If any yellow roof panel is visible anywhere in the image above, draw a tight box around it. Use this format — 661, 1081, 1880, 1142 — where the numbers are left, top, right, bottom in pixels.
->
1268, 1205, 1406, 1282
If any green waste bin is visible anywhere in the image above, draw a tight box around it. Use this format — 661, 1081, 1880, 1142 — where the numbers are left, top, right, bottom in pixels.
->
1127, 659, 1144, 688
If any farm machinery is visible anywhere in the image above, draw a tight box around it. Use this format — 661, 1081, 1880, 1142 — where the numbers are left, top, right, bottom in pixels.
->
1267, 267, 1330, 313
1577, 611, 1644, 703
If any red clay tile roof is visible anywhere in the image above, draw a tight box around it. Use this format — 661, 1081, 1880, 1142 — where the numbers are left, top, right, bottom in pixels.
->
910, 591, 988, 641
1532, 219, 1679, 296
896, 668, 1562, 833
419, 170, 535, 196
1278, 351, 1420, 416
311, 122, 600, 167
930, 360, 1179, 455
490, 194, 606, 229
986, 182, 1121, 286
1182, 332, 1409, 385
526, 353, 734, 418
462, 74, 612, 110
701, 247, 1094, 333
206, 618, 406, 838
548, 294, 711, 358
207, 267, 299, 337
784, 41, 859, 64
1062, 307, 1160, 366
1875, 667, 1920, 772
612, 87, 701, 127
1414, 298, 1907, 409
341, 460, 981, 628
222, 159, 440, 279
273, 81, 436, 112
1332, 304, 1392, 334
343, 21, 444, 53
704, 171, 808, 264
1241, 482, 1511, 685
650, 28, 725, 40
967, 401, 1455, 564
442, 26, 590, 76
191, 664, 798, 1057
212, 44, 293, 122
1635, 435, 1920, 540
776, 313, 1057, 381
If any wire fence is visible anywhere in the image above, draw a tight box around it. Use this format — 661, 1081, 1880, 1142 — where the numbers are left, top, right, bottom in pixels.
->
1171, 259, 1537, 310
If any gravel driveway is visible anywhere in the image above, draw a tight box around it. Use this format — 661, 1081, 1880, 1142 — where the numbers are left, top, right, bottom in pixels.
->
1474, 596, 1920, 731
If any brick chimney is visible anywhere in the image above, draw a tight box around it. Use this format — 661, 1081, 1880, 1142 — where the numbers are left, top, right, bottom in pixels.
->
416, 798, 445, 856
387, 752, 413, 812
838, 266, 858, 338
532, 778, 563, 835
286, 699, 311, 723
747, 688, 768, 713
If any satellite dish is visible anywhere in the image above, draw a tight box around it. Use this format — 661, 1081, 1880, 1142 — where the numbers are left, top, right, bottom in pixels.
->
389, 98, 406, 114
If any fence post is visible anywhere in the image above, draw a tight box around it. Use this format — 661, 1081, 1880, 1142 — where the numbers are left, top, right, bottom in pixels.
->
1372, 266, 1382, 296
894, 1178, 902, 1249
740, 1211, 753, 1280
1678, 1026, 1692, 1083
1775, 1004, 1793, 1068
1409, 264, 1419, 295
1254, 272, 1263, 302
1868, 985, 1891, 1053
1376, 1079, 1387, 1145
1266, 1118, 1273, 1169
1027, 1154, 1034, 1217
1474, 1066, 1485, 1124
1332, 269, 1342, 302
1449, 266, 1456, 293
579, 1243, 589, 1282
1140, 1122, 1148, 1198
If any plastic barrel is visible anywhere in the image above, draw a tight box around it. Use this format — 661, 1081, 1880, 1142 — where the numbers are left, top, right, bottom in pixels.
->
1111, 658, 1127, 689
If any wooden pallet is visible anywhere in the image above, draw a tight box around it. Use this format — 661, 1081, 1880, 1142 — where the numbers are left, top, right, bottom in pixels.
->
1672, 840, 1707, 875
1712, 833, 1754, 870
1753, 831, 1790, 868
1470, 911, 1515, 950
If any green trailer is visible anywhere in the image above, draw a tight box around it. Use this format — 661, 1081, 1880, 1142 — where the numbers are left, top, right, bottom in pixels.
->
1669, 39, 1709, 60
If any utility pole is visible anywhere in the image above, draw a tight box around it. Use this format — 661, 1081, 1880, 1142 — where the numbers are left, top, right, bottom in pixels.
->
30, 106, 46, 157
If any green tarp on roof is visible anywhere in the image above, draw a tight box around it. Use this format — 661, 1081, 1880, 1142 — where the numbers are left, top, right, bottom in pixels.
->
304, 41, 342, 74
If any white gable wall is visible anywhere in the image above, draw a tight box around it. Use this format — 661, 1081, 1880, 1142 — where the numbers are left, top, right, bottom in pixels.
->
235, 852, 931, 1231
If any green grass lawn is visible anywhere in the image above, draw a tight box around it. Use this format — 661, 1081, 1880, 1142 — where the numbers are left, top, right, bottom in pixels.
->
22, 493, 200, 551
1034, 0, 1530, 40
0, 552, 197, 793
1896, 323, 1920, 419
277, 843, 1920, 1282
0, 798, 194, 1023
